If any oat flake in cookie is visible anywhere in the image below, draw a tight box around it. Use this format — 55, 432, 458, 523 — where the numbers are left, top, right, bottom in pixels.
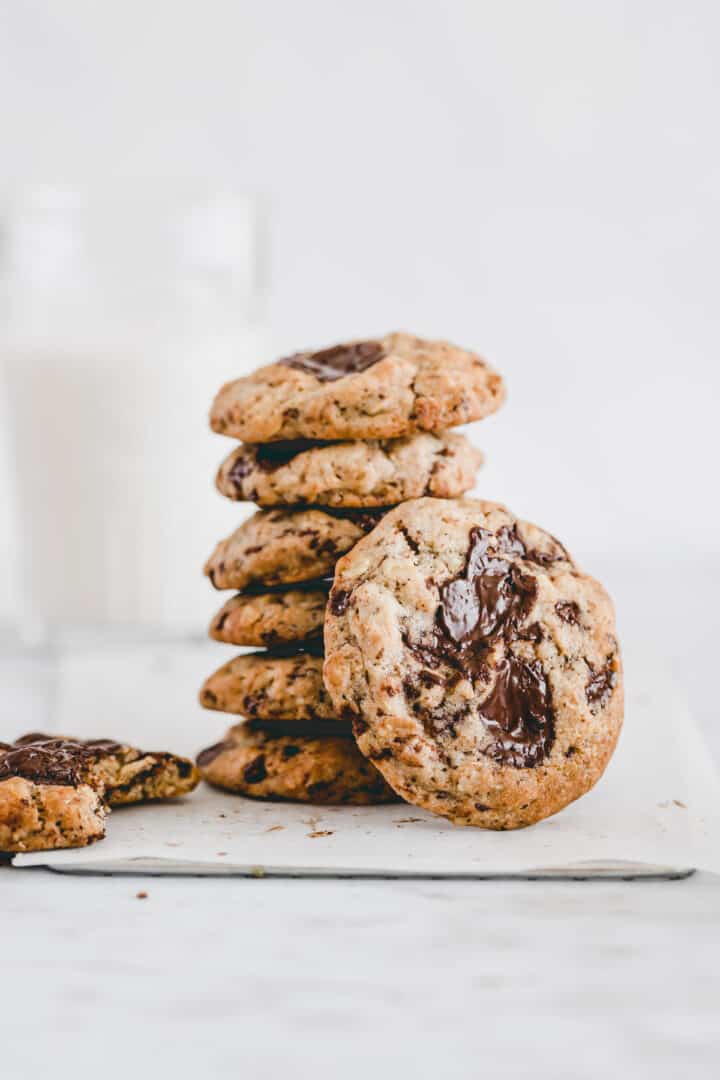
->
210, 331, 505, 443
323, 498, 623, 830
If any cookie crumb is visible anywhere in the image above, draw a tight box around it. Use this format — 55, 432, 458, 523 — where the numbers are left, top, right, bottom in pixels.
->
136, 891, 148, 900
308, 829, 334, 838
673, 800, 687, 809
265, 825, 285, 833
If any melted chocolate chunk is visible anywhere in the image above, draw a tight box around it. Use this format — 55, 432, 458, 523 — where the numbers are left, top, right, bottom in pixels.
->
399, 525, 420, 554
0, 735, 121, 787
243, 755, 268, 784
586, 656, 617, 711
479, 657, 554, 768
253, 440, 329, 471
432, 526, 538, 679
262, 639, 324, 659
329, 588, 351, 616
282, 745, 301, 759
281, 340, 384, 382
401, 524, 556, 766
555, 601, 580, 625
241, 578, 333, 597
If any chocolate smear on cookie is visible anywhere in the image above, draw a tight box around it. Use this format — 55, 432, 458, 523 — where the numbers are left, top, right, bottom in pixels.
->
404, 524, 556, 766
281, 341, 384, 382
0, 735, 121, 787
479, 657, 554, 768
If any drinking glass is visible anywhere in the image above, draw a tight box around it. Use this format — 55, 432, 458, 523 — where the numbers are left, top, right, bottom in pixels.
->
0, 186, 267, 642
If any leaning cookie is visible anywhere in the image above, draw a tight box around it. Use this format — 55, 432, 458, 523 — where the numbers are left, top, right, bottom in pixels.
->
216, 433, 483, 508
199, 643, 335, 723
210, 331, 505, 443
205, 507, 387, 592
324, 498, 623, 831
0, 734, 199, 852
197, 724, 399, 805
210, 585, 329, 647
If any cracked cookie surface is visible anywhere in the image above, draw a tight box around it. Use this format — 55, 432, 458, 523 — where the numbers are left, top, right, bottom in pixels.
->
216, 432, 483, 508
210, 331, 505, 442
199, 644, 336, 724
197, 723, 399, 804
204, 507, 386, 592
323, 498, 623, 830
0, 734, 200, 851
210, 585, 329, 647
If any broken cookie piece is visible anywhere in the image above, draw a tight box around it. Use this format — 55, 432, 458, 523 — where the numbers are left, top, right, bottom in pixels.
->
0, 733, 199, 852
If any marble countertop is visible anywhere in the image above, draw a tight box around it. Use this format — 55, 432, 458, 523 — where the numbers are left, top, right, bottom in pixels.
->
2, 866, 718, 1079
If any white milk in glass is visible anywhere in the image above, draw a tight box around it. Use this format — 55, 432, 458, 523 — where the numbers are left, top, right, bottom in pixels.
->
3, 335, 261, 634
0, 189, 263, 637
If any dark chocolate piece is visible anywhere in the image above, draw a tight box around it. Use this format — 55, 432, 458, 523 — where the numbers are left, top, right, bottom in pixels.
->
555, 601, 580, 625
242, 755, 268, 784
259, 639, 325, 659
479, 657, 554, 768
406, 525, 538, 681
0, 735, 121, 787
329, 588, 351, 616
403, 524, 557, 766
280, 341, 384, 382
586, 656, 617, 711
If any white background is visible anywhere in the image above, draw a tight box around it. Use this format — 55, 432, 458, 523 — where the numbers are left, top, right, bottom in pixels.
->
0, 2, 719, 736
2, 1, 719, 550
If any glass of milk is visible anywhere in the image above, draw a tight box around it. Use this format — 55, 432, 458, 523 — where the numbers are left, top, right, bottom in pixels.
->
0, 186, 266, 642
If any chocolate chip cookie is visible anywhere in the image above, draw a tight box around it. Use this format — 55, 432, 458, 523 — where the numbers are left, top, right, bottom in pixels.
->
210, 584, 329, 647
199, 643, 336, 723
0, 734, 200, 852
216, 432, 483, 509
324, 498, 623, 830
205, 507, 386, 592
197, 723, 398, 804
210, 332, 505, 443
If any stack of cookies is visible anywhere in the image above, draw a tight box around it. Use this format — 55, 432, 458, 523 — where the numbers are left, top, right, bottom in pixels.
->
197, 332, 504, 805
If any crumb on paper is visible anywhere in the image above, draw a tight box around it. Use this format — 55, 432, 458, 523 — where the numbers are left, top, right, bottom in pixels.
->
265, 825, 285, 833
308, 830, 334, 839
219, 813, 227, 819
395, 817, 424, 824
673, 799, 687, 809
136, 891, 148, 900
217, 851, 227, 856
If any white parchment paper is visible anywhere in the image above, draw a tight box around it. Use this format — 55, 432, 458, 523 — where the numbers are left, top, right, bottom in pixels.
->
11, 641, 720, 877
